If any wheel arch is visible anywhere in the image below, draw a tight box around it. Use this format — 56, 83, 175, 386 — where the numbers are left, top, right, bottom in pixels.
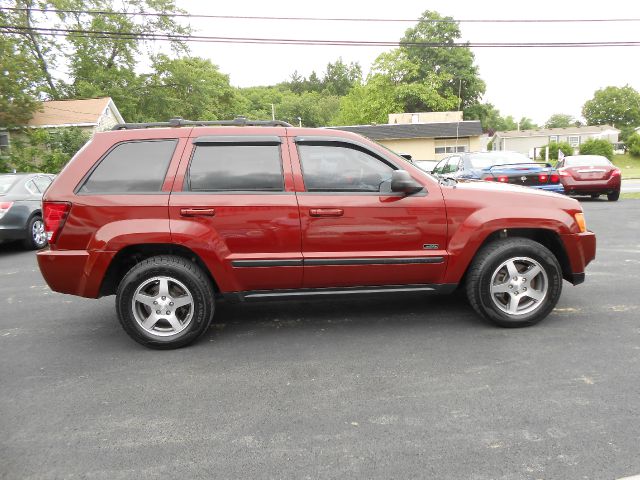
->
99, 244, 219, 297
458, 228, 572, 286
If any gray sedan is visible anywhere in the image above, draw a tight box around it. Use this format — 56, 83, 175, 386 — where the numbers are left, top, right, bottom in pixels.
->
0, 173, 55, 250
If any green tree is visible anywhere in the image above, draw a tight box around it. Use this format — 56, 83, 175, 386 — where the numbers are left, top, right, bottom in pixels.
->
582, 86, 640, 134
321, 58, 362, 96
518, 117, 537, 130
545, 113, 574, 129
139, 55, 236, 121
3, 127, 89, 173
538, 141, 573, 161
626, 132, 640, 157
400, 10, 486, 108
578, 138, 614, 160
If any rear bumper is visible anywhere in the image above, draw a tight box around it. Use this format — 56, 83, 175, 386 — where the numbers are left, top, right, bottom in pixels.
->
37, 248, 114, 298
0, 226, 27, 241
561, 231, 596, 285
532, 184, 565, 193
561, 177, 621, 194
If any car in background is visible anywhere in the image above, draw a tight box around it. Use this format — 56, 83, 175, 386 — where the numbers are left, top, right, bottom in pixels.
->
0, 173, 55, 249
413, 160, 439, 173
432, 151, 564, 193
556, 155, 621, 201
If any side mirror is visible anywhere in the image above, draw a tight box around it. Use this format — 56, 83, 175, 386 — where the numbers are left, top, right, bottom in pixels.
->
391, 170, 424, 194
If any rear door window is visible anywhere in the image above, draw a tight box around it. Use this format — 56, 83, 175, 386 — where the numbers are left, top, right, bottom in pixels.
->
186, 145, 283, 192
79, 140, 177, 194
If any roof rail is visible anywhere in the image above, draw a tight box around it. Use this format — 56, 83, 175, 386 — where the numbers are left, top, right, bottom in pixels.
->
111, 116, 293, 130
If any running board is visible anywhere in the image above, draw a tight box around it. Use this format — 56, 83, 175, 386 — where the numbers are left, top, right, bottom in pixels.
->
222, 284, 457, 303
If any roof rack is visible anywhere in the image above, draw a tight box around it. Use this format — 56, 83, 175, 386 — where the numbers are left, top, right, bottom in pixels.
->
111, 116, 292, 130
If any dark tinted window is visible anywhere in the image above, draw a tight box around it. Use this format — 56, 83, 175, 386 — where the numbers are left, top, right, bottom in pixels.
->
80, 140, 177, 194
188, 145, 283, 191
298, 144, 394, 192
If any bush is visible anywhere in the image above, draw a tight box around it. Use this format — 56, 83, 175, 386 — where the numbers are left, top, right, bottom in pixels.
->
538, 141, 573, 161
626, 132, 640, 157
2, 127, 89, 174
578, 138, 614, 160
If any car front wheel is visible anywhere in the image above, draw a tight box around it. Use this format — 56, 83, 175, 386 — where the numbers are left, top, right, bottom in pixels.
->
465, 238, 562, 328
116, 255, 215, 349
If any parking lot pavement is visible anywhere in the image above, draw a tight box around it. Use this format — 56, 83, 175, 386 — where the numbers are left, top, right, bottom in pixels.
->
1, 200, 639, 480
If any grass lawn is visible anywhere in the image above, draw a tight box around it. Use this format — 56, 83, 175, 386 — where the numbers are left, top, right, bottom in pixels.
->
613, 153, 640, 179
621, 192, 640, 199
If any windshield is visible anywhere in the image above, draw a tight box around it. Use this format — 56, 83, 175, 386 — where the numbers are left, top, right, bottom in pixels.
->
565, 155, 611, 167
0, 176, 17, 194
468, 152, 533, 168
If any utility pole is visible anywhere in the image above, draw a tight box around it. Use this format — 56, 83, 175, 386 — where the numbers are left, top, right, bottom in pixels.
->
271, 104, 275, 121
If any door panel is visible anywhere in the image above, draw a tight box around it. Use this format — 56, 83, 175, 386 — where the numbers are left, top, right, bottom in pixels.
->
169, 137, 302, 292
288, 137, 448, 288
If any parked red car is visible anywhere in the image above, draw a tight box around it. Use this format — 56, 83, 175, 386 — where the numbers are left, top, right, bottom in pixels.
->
556, 155, 621, 201
37, 118, 596, 348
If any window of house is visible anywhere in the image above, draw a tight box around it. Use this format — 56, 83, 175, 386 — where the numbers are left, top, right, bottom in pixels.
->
0, 132, 9, 152
187, 144, 283, 192
549, 135, 559, 143
297, 144, 395, 192
435, 147, 446, 154
568, 136, 580, 147
79, 139, 177, 194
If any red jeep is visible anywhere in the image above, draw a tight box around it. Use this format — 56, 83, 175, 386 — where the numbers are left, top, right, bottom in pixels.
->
37, 118, 596, 349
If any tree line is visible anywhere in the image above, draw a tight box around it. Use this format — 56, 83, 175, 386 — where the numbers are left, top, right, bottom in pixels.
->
2, 1, 640, 173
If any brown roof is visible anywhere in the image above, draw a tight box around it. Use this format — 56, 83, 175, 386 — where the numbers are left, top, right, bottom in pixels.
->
27, 97, 114, 127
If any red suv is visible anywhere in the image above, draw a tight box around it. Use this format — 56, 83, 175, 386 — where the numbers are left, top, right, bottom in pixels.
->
37, 118, 596, 349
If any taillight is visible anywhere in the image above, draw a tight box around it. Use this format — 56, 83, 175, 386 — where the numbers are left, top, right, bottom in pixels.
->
550, 174, 560, 183
482, 175, 495, 181
497, 175, 509, 183
611, 168, 621, 177
538, 173, 548, 183
43, 201, 71, 244
0, 201, 13, 219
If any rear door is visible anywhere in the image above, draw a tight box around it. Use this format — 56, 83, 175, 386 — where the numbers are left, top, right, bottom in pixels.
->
169, 131, 303, 293
289, 136, 448, 289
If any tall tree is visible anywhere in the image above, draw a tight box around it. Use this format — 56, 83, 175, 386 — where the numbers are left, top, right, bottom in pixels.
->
139, 55, 236, 121
545, 113, 574, 129
582, 85, 640, 129
400, 10, 486, 109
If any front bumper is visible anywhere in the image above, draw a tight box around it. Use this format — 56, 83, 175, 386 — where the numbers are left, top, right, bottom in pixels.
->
561, 231, 596, 285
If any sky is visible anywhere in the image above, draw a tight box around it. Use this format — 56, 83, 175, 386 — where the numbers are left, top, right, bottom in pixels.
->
174, 0, 640, 125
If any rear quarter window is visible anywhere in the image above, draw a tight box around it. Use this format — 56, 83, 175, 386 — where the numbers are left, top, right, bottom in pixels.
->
78, 139, 177, 194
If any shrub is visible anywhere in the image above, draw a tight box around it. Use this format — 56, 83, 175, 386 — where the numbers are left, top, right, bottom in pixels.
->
626, 132, 640, 157
538, 141, 573, 161
578, 138, 614, 160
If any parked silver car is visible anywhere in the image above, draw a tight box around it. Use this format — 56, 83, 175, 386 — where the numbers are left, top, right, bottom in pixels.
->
0, 173, 55, 249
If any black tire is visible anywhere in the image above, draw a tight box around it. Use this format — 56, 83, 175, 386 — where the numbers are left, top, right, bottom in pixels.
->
607, 190, 620, 201
116, 255, 215, 349
22, 215, 47, 250
465, 238, 562, 328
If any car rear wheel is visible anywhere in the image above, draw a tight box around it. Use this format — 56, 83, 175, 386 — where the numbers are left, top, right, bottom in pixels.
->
607, 190, 620, 201
22, 216, 47, 250
465, 238, 562, 328
116, 255, 215, 349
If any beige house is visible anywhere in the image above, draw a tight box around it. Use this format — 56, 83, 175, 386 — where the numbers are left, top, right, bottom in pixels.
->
492, 125, 620, 158
0, 97, 124, 153
332, 112, 484, 160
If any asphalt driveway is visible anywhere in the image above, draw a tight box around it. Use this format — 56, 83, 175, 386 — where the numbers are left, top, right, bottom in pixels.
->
1, 200, 639, 480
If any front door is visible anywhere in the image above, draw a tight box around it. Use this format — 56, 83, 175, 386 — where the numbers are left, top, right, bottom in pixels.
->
288, 137, 448, 289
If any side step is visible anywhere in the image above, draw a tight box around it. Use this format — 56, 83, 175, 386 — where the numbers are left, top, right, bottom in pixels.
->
222, 284, 457, 303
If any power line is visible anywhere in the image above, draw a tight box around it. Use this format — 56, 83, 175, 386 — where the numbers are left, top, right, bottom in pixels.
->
2, 25, 639, 48
1, 6, 640, 24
